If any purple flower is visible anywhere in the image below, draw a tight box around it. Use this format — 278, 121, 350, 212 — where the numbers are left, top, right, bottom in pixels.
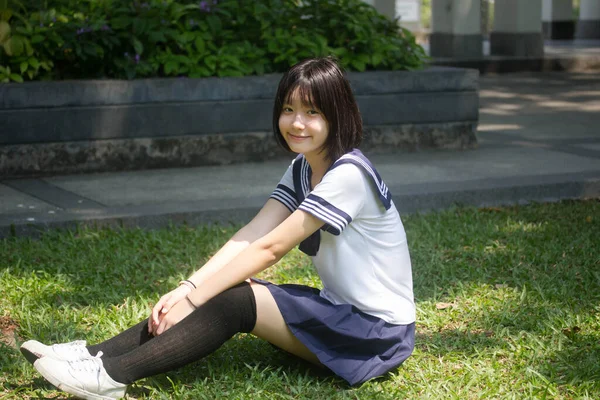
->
199, 1, 210, 12
101, 25, 111, 31
52, 17, 57, 22
77, 26, 93, 35
134, 54, 141, 64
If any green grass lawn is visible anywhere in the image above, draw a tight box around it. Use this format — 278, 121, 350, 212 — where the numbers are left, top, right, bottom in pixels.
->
1, 200, 599, 399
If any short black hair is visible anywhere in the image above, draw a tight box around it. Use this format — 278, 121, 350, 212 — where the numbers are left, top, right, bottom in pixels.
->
273, 57, 363, 162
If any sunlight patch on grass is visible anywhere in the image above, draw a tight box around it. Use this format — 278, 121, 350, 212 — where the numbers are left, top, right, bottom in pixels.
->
1, 200, 599, 399
500, 219, 547, 234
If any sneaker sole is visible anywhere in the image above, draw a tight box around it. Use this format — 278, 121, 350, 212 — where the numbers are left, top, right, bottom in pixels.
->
33, 358, 123, 400
19, 344, 42, 365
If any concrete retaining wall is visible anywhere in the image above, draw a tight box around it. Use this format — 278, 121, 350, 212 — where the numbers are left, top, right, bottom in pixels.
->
0, 67, 479, 177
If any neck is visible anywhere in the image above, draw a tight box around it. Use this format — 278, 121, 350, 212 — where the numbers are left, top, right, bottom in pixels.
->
304, 152, 331, 188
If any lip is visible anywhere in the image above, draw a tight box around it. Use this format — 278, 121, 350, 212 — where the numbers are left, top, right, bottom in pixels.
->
286, 133, 310, 142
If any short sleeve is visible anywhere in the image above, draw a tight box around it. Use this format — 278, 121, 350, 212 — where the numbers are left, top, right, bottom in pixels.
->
298, 164, 366, 235
269, 161, 299, 213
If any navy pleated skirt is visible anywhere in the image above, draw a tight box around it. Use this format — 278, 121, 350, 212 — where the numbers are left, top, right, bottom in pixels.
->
252, 279, 415, 386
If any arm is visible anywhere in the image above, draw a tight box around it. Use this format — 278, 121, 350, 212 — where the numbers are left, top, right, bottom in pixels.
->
154, 208, 324, 334
149, 199, 292, 332
190, 209, 324, 306
186, 199, 293, 288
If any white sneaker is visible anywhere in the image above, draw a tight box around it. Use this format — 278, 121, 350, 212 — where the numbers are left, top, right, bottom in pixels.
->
20, 339, 92, 364
34, 352, 127, 400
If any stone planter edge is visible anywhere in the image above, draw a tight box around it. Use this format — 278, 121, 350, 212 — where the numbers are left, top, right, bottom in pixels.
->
0, 66, 479, 178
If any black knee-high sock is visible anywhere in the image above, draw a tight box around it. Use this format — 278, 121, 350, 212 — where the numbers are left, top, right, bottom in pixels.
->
86, 319, 153, 358
99, 282, 256, 384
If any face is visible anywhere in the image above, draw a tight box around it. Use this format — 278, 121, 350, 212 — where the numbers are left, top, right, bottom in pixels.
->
278, 89, 329, 160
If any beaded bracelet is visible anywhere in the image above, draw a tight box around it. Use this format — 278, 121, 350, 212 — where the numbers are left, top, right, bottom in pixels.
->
179, 279, 196, 290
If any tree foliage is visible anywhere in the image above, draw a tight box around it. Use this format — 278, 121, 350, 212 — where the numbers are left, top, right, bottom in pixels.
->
0, 0, 427, 82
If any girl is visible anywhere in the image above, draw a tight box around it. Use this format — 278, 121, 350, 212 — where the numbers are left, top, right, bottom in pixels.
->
21, 57, 416, 400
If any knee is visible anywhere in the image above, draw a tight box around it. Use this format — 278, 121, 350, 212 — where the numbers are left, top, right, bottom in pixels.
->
206, 282, 257, 333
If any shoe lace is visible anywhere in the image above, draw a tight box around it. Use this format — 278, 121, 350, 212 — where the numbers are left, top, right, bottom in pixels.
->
69, 351, 104, 373
54, 340, 87, 355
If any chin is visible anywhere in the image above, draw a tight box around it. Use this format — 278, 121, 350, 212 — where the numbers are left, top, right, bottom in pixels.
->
285, 142, 306, 153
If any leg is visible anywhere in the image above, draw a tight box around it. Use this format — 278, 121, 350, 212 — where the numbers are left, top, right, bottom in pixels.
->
101, 282, 256, 384
87, 319, 152, 358
93, 282, 323, 366
32, 283, 257, 399
249, 282, 322, 366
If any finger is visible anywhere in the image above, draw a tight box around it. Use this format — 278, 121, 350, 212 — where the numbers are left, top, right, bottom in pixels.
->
151, 309, 168, 335
148, 314, 159, 335
161, 298, 177, 314
149, 306, 158, 333
156, 317, 169, 336
149, 320, 158, 336
149, 303, 161, 331
151, 306, 160, 327
152, 298, 166, 327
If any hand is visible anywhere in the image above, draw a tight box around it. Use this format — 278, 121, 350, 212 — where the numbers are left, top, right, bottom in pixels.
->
148, 285, 192, 335
153, 296, 196, 335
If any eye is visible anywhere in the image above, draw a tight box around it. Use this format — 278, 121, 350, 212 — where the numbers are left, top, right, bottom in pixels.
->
282, 106, 293, 113
307, 109, 319, 115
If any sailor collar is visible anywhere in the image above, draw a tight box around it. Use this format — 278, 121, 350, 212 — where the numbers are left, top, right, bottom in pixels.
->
293, 149, 392, 256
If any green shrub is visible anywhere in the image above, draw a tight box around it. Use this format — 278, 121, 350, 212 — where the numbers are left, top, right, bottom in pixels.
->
0, 0, 427, 82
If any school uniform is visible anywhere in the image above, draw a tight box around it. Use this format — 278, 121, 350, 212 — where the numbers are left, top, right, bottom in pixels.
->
253, 149, 416, 386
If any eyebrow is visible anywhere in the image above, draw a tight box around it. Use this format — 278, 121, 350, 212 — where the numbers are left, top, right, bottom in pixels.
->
283, 97, 317, 107
284, 86, 316, 107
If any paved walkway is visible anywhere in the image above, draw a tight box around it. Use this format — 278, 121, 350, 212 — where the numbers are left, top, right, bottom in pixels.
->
429, 39, 600, 72
1, 71, 600, 238
422, 39, 600, 58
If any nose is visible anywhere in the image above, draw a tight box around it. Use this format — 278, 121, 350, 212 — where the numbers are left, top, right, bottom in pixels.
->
292, 115, 305, 130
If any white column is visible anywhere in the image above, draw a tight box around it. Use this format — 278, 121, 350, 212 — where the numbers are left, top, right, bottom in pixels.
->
576, 0, 600, 38
490, 0, 544, 57
369, 0, 421, 32
542, 0, 574, 40
430, 0, 482, 58
394, 0, 421, 32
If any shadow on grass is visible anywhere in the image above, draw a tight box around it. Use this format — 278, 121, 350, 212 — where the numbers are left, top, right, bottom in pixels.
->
1, 378, 72, 400
2, 224, 234, 307
416, 329, 503, 356
409, 201, 599, 307
1, 318, 93, 360
2, 200, 600, 395
406, 200, 600, 387
538, 332, 600, 387
126, 336, 356, 399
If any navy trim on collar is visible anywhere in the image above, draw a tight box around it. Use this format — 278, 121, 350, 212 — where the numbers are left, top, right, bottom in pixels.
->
294, 149, 393, 256
330, 149, 392, 210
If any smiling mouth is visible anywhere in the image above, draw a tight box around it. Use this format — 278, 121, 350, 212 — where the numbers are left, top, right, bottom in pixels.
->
287, 133, 309, 140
